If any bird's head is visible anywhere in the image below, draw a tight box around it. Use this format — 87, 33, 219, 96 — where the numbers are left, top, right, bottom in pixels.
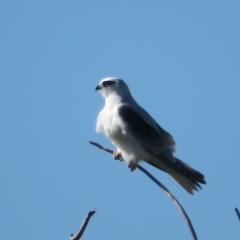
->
96, 77, 131, 98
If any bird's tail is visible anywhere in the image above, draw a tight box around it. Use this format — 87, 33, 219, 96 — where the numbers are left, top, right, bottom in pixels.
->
147, 155, 206, 194
167, 159, 206, 194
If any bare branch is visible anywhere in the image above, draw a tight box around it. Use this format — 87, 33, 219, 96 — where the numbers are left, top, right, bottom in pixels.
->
89, 141, 198, 240
235, 208, 240, 222
70, 209, 97, 240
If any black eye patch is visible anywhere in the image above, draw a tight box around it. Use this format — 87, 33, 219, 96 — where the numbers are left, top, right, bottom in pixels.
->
102, 80, 115, 87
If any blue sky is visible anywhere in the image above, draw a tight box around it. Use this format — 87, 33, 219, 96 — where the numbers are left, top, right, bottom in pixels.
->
1, 1, 240, 239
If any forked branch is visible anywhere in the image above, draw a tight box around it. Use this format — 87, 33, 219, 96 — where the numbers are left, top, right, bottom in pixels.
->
89, 141, 198, 240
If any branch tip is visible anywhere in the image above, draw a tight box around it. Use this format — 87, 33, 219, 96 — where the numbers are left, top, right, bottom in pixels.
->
70, 209, 97, 240
235, 207, 240, 222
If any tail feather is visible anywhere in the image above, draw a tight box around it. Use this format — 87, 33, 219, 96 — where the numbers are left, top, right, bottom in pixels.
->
168, 171, 198, 194
147, 154, 206, 194
177, 159, 206, 185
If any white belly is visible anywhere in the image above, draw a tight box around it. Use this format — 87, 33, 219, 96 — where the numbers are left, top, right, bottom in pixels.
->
106, 112, 149, 163
98, 98, 149, 164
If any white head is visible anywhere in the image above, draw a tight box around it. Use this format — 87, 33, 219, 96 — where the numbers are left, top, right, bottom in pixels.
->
96, 77, 132, 98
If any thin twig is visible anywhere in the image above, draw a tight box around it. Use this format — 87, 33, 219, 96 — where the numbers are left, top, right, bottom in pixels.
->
70, 209, 97, 240
235, 208, 240, 222
89, 141, 198, 240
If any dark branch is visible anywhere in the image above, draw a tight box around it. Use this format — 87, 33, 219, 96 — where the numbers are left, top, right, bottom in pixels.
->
89, 141, 198, 240
70, 209, 97, 240
235, 208, 240, 222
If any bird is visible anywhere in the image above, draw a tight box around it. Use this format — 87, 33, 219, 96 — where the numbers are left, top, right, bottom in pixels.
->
95, 77, 206, 194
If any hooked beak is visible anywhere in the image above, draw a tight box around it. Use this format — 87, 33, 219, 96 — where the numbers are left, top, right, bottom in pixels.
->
95, 85, 101, 91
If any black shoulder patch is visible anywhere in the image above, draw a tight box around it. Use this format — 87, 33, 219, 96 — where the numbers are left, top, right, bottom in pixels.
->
118, 105, 160, 139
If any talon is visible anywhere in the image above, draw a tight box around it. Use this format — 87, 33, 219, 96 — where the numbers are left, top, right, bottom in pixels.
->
128, 161, 137, 172
113, 150, 121, 160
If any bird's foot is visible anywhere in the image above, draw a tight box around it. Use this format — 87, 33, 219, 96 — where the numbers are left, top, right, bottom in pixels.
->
128, 161, 137, 172
113, 150, 122, 160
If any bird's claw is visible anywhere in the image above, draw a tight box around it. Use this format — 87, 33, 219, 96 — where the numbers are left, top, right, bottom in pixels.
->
113, 150, 122, 160
128, 161, 137, 172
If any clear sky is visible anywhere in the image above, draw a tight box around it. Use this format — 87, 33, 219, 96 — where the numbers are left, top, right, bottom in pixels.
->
1, 1, 240, 239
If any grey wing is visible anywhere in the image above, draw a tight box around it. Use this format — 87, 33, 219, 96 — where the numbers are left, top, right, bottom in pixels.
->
119, 105, 206, 190
118, 105, 176, 161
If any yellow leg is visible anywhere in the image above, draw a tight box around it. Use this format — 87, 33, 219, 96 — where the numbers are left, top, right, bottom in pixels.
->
128, 161, 137, 172
113, 150, 122, 160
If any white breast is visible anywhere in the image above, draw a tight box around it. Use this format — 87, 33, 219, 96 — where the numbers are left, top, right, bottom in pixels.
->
97, 97, 149, 164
